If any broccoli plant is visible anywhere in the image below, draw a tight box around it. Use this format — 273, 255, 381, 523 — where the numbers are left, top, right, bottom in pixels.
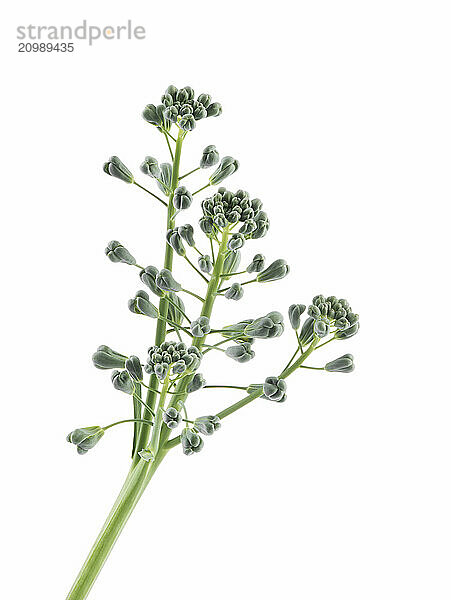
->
66, 84, 360, 599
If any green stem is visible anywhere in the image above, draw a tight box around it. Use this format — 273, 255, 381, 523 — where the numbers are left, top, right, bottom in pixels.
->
192, 183, 211, 196
179, 166, 200, 180
180, 288, 205, 302
133, 182, 167, 207
65, 452, 166, 600
163, 131, 174, 161
184, 255, 209, 283
132, 127, 184, 464
103, 418, 154, 431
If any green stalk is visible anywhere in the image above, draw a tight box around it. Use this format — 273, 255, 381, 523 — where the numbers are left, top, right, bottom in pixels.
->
66, 452, 166, 600
66, 129, 186, 599
132, 128, 185, 464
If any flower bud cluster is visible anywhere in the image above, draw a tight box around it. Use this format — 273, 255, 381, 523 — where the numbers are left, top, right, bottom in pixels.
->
307, 295, 360, 339
143, 85, 222, 133
145, 341, 202, 380
200, 188, 269, 240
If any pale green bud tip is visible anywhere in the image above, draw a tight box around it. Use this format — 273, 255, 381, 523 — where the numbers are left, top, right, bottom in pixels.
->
163, 407, 182, 429
92, 345, 127, 370
288, 304, 306, 330
224, 283, 244, 301
166, 229, 186, 256
140, 156, 160, 178
67, 426, 104, 455
325, 354, 355, 373
209, 157, 239, 185
200, 145, 220, 168
198, 255, 213, 274
194, 415, 221, 436
128, 291, 159, 318
140, 265, 165, 297
246, 254, 265, 273
181, 428, 204, 455
187, 373, 206, 393
105, 240, 136, 265
103, 156, 134, 184
244, 311, 284, 339
225, 342, 255, 363
257, 259, 290, 283
138, 448, 155, 462
125, 355, 143, 382
263, 376, 287, 402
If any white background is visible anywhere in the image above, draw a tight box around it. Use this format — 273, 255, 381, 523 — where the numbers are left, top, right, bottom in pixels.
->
2, 2, 450, 599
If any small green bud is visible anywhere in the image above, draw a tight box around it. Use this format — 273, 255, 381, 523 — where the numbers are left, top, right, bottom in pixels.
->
206, 102, 222, 117
157, 163, 172, 195
187, 373, 206, 393
173, 186, 193, 210
288, 304, 306, 330
263, 376, 287, 402
221, 250, 241, 280
179, 114, 196, 131
125, 355, 143, 382
103, 156, 134, 184
128, 291, 159, 318
178, 224, 196, 247
67, 426, 104, 455
111, 370, 135, 394
307, 304, 321, 319
105, 240, 136, 265
239, 219, 257, 235
167, 292, 185, 326
194, 415, 221, 436
163, 105, 178, 123
257, 259, 290, 283
191, 316, 211, 337
314, 319, 330, 338
140, 156, 160, 178
250, 211, 270, 239
334, 322, 360, 340
193, 104, 207, 120
225, 342, 255, 363
298, 317, 315, 345
246, 254, 265, 273
140, 266, 165, 297
198, 255, 213, 274
166, 229, 186, 256
197, 93, 211, 107
200, 145, 220, 168
199, 216, 214, 236
156, 269, 181, 292
162, 407, 182, 429
227, 233, 245, 251
209, 156, 239, 185
244, 311, 284, 339
142, 104, 160, 125
225, 283, 244, 301
92, 345, 127, 370
325, 354, 355, 373
181, 428, 204, 455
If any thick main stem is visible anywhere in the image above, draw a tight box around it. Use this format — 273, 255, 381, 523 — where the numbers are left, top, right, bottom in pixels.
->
66, 451, 166, 600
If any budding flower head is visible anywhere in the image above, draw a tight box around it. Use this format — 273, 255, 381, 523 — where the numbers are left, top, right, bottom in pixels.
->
187, 372, 206, 393
198, 255, 213, 274
162, 407, 182, 429
209, 157, 239, 185
256, 259, 290, 283
145, 341, 202, 380
92, 345, 127, 370
224, 283, 244, 301
225, 342, 255, 363
194, 415, 221, 436
103, 156, 134, 184
307, 295, 360, 340
140, 156, 160, 179
111, 370, 135, 394
140, 265, 165, 297
105, 240, 136, 265
128, 291, 159, 318
173, 186, 193, 210
288, 304, 306, 330
67, 426, 104, 455
200, 145, 220, 168
190, 316, 211, 337
244, 311, 284, 339
125, 355, 143, 382
246, 254, 265, 273
201, 188, 266, 239
325, 354, 355, 373
181, 427, 204, 456
263, 377, 287, 402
